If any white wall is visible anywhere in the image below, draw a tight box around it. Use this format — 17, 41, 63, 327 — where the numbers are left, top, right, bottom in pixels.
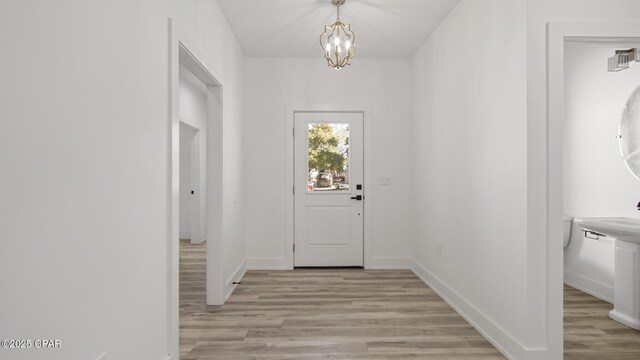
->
242, 58, 412, 269
0, 1, 245, 359
527, 1, 640, 358
563, 44, 640, 302
179, 66, 209, 242
410, 0, 532, 358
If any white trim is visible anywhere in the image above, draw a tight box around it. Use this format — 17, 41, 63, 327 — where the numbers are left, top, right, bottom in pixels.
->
224, 260, 247, 301
245, 257, 409, 271
167, 17, 179, 360
179, 232, 191, 240
410, 259, 544, 360
564, 271, 614, 304
285, 105, 374, 269
546, 22, 640, 359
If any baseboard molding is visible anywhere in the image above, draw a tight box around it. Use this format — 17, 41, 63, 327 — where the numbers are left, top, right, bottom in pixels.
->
368, 257, 410, 269
247, 257, 410, 270
246, 257, 290, 270
224, 259, 247, 301
179, 232, 206, 243
564, 270, 614, 303
410, 259, 549, 360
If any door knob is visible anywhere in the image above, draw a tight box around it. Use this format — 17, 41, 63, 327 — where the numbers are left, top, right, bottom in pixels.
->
350, 195, 363, 201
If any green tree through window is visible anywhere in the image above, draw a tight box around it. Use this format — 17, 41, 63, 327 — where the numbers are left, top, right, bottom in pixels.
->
308, 124, 349, 189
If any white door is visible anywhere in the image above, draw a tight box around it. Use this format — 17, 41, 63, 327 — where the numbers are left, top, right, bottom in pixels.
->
294, 112, 364, 267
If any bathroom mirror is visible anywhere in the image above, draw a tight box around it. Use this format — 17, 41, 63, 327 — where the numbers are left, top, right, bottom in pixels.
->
619, 85, 640, 181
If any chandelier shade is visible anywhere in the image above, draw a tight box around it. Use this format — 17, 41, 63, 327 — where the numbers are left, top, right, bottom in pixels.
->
320, 0, 355, 70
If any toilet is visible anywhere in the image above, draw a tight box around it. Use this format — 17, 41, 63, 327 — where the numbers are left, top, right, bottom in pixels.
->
563, 215, 573, 248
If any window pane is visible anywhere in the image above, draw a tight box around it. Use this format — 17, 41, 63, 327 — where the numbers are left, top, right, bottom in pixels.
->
307, 123, 350, 192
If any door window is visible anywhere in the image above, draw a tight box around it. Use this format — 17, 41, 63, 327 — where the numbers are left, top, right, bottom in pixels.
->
306, 123, 350, 193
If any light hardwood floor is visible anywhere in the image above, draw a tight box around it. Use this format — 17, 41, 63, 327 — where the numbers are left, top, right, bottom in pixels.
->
180, 241, 504, 359
564, 285, 640, 359
180, 241, 640, 359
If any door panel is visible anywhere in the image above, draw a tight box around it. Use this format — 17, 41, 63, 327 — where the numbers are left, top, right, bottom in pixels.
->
294, 112, 364, 267
306, 207, 351, 246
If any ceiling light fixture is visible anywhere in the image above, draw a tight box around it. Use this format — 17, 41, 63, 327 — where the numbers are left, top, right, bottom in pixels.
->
608, 48, 640, 72
320, 0, 355, 70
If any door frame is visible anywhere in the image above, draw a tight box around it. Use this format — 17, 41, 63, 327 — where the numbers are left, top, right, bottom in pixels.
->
168, 17, 225, 359
285, 105, 373, 269
546, 21, 640, 358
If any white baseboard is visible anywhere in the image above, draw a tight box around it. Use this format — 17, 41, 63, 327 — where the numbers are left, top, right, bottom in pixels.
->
564, 270, 614, 303
179, 231, 191, 240
410, 259, 549, 360
224, 260, 247, 301
246, 257, 290, 270
368, 257, 410, 269
247, 257, 410, 270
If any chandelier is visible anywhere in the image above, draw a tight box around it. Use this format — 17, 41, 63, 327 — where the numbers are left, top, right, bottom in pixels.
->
320, 0, 355, 70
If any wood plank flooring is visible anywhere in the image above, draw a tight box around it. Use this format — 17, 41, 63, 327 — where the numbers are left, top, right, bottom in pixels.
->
564, 285, 640, 359
179, 241, 504, 359
180, 241, 640, 359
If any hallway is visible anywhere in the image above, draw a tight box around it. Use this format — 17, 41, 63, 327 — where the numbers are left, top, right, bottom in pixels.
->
179, 241, 504, 359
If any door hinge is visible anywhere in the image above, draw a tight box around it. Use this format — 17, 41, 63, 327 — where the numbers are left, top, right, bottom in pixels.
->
293, 185, 295, 195
293, 127, 295, 136
293, 243, 295, 253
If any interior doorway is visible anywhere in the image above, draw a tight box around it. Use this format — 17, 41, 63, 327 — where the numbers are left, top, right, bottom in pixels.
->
548, 22, 640, 359
168, 35, 226, 359
175, 43, 224, 306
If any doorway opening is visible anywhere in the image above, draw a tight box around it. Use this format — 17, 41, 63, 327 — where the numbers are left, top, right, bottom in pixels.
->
168, 35, 224, 359
175, 43, 224, 306
548, 23, 640, 359
179, 121, 201, 244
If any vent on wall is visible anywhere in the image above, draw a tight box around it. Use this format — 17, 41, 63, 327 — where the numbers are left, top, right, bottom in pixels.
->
608, 48, 640, 72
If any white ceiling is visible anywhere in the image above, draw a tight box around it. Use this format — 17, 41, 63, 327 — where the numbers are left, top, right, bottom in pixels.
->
216, 0, 460, 59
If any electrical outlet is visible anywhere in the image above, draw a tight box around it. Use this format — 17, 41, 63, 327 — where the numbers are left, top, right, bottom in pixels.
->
437, 244, 442, 256
95, 353, 106, 360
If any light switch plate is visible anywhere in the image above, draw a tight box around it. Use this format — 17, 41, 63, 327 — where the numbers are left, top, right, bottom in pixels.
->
95, 353, 107, 360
